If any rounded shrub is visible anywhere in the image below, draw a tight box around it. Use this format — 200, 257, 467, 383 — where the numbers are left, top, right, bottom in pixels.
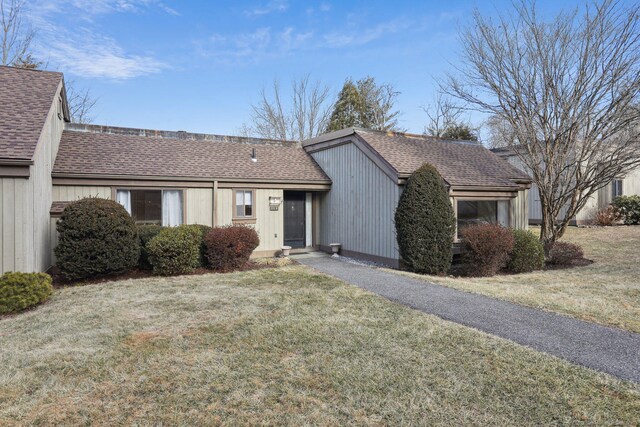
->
0, 272, 53, 314
460, 223, 515, 277
147, 225, 202, 276
394, 163, 456, 274
545, 241, 584, 266
204, 225, 260, 271
507, 229, 545, 273
181, 224, 212, 267
55, 197, 140, 281
612, 195, 640, 225
137, 225, 165, 270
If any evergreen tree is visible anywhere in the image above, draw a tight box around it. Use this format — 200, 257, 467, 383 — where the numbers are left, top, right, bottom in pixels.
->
395, 164, 456, 274
326, 76, 401, 132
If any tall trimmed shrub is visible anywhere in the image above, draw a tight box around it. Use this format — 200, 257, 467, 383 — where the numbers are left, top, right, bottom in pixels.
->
55, 197, 140, 281
0, 272, 53, 314
507, 229, 545, 273
147, 225, 202, 276
395, 163, 456, 274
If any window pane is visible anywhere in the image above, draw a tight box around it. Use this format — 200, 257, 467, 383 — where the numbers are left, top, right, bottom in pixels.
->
129, 190, 162, 225
244, 190, 252, 206
245, 204, 252, 216
457, 200, 498, 234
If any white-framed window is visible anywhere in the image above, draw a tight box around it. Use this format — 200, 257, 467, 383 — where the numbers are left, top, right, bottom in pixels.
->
116, 189, 183, 226
234, 189, 254, 218
612, 179, 623, 199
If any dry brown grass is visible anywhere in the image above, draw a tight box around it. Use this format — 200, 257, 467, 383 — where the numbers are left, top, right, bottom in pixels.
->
396, 226, 640, 333
0, 266, 638, 425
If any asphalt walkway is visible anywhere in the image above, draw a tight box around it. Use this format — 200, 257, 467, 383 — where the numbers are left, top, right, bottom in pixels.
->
296, 254, 640, 383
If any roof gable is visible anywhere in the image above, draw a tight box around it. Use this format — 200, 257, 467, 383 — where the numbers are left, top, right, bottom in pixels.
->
304, 128, 531, 189
0, 66, 66, 162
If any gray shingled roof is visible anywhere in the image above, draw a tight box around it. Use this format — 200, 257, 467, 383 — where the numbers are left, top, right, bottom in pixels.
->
0, 66, 63, 161
53, 130, 331, 182
305, 128, 531, 188
356, 129, 531, 187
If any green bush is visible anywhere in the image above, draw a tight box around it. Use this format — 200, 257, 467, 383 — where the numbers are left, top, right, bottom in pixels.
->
181, 224, 212, 267
394, 163, 456, 274
460, 223, 515, 277
137, 225, 165, 270
147, 225, 202, 276
204, 225, 260, 271
612, 195, 640, 225
55, 197, 140, 281
0, 272, 53, 314
507, 229, 545, 273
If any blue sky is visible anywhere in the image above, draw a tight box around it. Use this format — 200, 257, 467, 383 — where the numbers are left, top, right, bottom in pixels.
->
27, 0, 609, 136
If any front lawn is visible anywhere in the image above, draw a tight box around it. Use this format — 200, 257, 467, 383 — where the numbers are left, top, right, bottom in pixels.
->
395, 226, 640, 333
0, 267, 638, 424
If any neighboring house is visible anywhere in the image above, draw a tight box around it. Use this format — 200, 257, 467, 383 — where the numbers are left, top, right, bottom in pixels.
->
492, 147, 640, 225
304, 128, 532, 267
0, 66, 69, 274
0, 66, 532, 274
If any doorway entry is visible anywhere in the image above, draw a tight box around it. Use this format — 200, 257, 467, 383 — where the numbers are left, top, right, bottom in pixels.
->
284, 191, 306, 248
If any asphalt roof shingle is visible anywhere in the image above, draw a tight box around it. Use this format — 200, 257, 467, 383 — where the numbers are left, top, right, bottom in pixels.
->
53, 130, 331, 182
354, 129, 531, 188
0, 66, 63, 161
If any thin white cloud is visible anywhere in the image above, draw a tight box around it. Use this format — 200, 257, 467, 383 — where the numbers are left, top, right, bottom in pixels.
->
28, 0, 171, 79
323, 19, 410, 48
245, 0, 288, 16
197, 27, 313, 63
43, 33, 167, 79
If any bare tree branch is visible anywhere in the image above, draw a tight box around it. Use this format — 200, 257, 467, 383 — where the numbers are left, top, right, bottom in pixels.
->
442, 0, 640, 243
0, 0, 34, 66
65, 79, 98, 124
243, 76, 333, 142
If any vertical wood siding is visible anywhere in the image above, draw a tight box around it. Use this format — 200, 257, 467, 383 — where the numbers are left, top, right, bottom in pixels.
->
186, 188, 213, 226
52, 185, 111, 201
0, 82, 65, 274
310, 142, 400, 261
216, 187, 284, 252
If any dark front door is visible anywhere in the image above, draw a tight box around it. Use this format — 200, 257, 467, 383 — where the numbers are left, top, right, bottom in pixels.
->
284, 192, 306, 248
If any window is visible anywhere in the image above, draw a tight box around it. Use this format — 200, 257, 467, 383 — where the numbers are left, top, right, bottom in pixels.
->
612, 179, 623, 199
235, 190, 254, 218
116, 189, 183, 226
456, 200, 510, 236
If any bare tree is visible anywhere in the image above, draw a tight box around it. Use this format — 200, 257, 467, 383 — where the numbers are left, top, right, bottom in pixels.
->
65, 79, 97, 124
443, 0, 640, 244
422, 92, 464, 137
1, 0, 34, 66
243, 76, 333, 142
1, 0, 97, 123
357, 76, 402, 131
484, 115, 517, 149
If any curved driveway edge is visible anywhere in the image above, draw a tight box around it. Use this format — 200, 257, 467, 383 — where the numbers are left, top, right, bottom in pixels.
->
297, 255, 640, 383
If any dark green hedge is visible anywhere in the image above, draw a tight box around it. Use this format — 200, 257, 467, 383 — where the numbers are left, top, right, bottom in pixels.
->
507, 229, 545, 273
54, 197, 140, 281
137, 225, 165, 270
147, 225, 202, 276
0, 272, 53, 314
612, 195, 640, 225
394, 163, 456, 274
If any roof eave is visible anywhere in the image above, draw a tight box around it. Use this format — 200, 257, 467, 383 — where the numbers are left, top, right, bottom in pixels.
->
51, 172, 332, 185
